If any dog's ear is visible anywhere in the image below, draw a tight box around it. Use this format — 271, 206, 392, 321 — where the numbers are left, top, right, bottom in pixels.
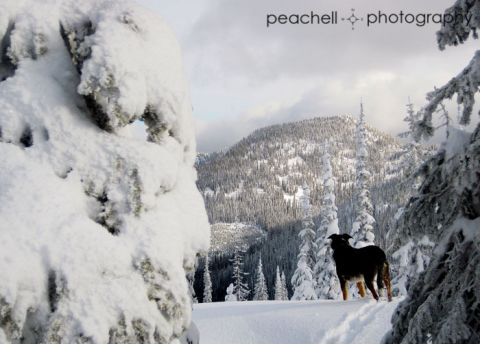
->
342, 234, 352, 240
327, 234, 337, 240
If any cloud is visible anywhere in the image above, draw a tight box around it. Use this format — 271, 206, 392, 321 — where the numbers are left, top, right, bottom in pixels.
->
145, 0, 479, 152
195, 63, 479, 152
185, 0, 475, 83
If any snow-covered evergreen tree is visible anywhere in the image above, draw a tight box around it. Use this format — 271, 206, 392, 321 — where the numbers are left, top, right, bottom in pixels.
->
0, 1, 210, 342
351, 104, 376, 248
281, 271, 288, 300
230, 247, 250, 301
299, 184, 317, 269
224, 283, 237, 302
400, 99, 423, 186
253, 257, 269, 301
389, 100, 435, 295
386, 0, 480, 342
390, 235, 435, 296
203, 254, 213, 303
291, 185, 318, 300
273, 267, 288, 301
314, 143, 340, 299
274, 266, 283, 300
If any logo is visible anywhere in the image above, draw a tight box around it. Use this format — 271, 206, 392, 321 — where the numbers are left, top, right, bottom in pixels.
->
265, 9, 472, 30
342, 9, 363, 30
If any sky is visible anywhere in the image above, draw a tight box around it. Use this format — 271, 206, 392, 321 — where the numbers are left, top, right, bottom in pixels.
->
140, 0, 478, 152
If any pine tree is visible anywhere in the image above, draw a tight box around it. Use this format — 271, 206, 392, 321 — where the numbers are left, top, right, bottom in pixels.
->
291, 184, 318, 300
400, 99, 423, 185
0, 1, 211, 342
390, 236, 435, 296
281, 271, 288, 300
253, 257, 269, 301
230, 247, 250, 301
351, 103, 376, 248
389, 100, 435, 296
274, 266, 283, 300
386, 1, 480, 342
314, 143, 340, 299
203, 254, 212, 303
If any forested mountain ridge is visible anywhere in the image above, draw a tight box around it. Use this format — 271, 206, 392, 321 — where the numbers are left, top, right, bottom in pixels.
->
194, 115, 435, 301
197, 115, 433, 240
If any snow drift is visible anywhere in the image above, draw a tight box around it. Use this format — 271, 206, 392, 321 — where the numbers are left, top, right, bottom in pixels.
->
0, 0, 210, 343
193, 299, 401, 344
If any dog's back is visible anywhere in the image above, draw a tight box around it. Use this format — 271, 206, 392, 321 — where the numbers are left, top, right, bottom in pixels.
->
333, 245, 386, 279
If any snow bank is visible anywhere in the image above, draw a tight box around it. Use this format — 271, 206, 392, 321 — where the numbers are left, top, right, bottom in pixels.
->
193, 299, 401, 344
0, 0, 209, 342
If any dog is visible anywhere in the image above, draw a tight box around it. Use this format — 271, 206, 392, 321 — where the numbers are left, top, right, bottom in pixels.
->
328, 233, 392, 302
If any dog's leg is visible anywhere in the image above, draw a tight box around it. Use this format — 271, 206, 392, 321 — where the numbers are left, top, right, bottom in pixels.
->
377, 273, 385, 299
365, 279, 379, 301
383, 263, 393, 302
340, 278, 348, 301
356, 281, 366, 298
385, 278, 392, 302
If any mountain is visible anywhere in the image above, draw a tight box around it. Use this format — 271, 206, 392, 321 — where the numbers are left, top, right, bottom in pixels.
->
210, 223, 266, 254
194, 115, 434, 301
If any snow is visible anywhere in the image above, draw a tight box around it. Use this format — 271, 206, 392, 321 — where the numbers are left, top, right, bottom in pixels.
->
392, 241, 414, 268
442, 125, 471, 159
224, 283, 237, 302
254, 187, 265, 195
225, 182, 244, 198
433, 216, 480, 256
209, 223, 265, 254
283, 186, 304, 204
193, 299, 401, 344
203, 187, 215, 197
276, 175, 288, 184
283, 193, 294, 203
0, 0, 209, 342
225, 189, 241, 199
287, 156, 304, 167
256, 159, 268, 167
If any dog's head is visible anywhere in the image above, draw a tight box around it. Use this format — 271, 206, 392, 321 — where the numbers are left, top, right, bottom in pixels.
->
328, 234, 352, 250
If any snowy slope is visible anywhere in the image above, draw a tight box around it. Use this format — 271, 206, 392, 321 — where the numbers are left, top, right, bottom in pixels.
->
210, 223, 266, 254
193, 299, 401, 344
197, 116, 434, 232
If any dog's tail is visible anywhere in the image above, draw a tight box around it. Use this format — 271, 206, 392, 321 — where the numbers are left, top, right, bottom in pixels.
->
377, 261, 393, 302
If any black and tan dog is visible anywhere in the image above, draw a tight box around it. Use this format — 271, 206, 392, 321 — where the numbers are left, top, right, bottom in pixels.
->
328, 233, 392, 302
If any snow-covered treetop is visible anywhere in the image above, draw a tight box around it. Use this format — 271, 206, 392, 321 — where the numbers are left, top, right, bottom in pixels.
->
356, 103, 369, 160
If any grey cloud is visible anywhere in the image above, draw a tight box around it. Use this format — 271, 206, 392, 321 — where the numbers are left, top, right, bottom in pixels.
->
184, 0, 475, 85
195, 66, 480, 152
149, 0, 478, 152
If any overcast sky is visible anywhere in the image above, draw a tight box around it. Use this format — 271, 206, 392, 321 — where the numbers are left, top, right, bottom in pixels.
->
140, 0, 478, 152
